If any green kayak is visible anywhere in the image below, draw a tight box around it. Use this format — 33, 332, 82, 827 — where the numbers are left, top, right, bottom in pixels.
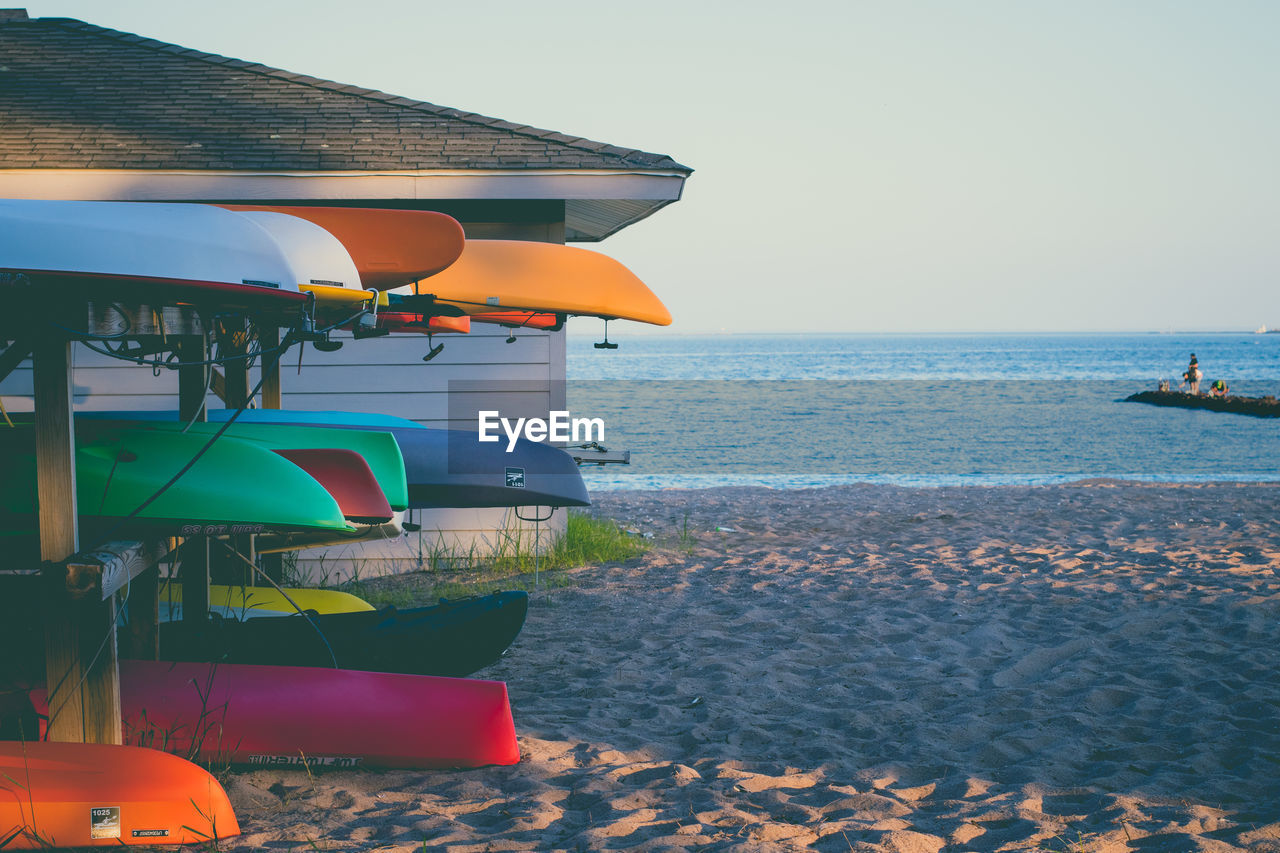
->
0, 426, 351, 537
78, 418, 408, 512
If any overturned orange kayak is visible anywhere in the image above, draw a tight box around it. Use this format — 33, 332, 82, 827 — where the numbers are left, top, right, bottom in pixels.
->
365, 311, 471, 335
472, 311, 563, 330
410, 240, 672, 325
220, 205, 466, 290
0, 741, 239, 848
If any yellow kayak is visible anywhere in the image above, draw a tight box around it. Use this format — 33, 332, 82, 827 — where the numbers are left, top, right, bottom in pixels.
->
159, 583, 374, 621
299, 282, 388, 307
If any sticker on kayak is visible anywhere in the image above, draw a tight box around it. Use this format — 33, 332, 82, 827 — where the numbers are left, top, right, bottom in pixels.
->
247, 754, 363, 768
505, 467, 526, 488
241, 279, 282, 289
180, 523, 266, 536
90, 806, 120, 840
132, 829, 171, 838
486, 296, 501, 305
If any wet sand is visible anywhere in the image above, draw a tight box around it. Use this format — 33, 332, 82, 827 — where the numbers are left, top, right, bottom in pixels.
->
220, 481, 1280, 851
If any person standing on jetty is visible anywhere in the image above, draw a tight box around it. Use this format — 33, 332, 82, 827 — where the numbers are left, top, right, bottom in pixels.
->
1183, 353, 1202, 394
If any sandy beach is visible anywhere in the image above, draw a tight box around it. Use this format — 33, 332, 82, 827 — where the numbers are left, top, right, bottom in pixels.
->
218, 481, 1280, 852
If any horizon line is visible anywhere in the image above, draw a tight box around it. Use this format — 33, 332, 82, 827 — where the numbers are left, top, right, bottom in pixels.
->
566, 328, 1279, 337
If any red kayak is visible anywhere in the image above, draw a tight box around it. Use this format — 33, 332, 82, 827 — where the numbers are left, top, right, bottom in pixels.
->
29, 660, 519, 770
0, 741, 239, 848
273, 448, 394, 524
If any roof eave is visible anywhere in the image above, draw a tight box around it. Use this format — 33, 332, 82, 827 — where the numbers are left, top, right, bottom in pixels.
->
0, 168, 689, 240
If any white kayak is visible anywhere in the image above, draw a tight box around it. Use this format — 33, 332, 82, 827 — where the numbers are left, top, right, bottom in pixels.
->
0, 199, 307, 304
228, 210, 371, 305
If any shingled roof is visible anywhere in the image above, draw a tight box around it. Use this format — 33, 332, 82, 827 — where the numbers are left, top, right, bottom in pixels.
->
0, 10, 690, 240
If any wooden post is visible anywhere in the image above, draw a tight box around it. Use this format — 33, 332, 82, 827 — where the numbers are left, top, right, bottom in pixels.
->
34, 335, 122, 745
258, 325, 285, 584
260, 325, 282, 410
218, 318, 249, 409
67, 540, 169, 661
176, 335, 207, 423
175, 335, 209, 621
181, 537, 209, 622
0, 335, 34, 385
119, 569, 158, 660
259, 553, 284, 585
212, 320, 253, 585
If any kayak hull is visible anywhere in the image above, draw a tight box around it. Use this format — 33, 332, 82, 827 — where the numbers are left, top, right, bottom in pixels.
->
220, 206, 466, 290
238, 412, 589, 508
77, 417, 410, 512
365, 311, 471, 334
0, 199, 306, 309
274, 448, 394, 523
157, 591, 529, 678
0, 426, 350, 538
159, 583, 376, 621
30, 661, 519, 770
407, 239, 671, 325
228, 209, 362, 291
97, 410, 590, 509
472, 311, 563, 330
0, 741, 240, 848
403, 427, 590, 509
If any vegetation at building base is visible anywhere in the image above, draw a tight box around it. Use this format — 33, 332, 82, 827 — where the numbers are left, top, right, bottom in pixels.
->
288, 511, 648, 607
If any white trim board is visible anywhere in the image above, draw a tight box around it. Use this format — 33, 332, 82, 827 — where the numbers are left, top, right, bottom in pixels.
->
0, 170, 686, 201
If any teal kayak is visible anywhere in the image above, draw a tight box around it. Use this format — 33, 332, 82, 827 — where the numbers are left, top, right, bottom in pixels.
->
77, 418, 409, 512
79, 409, 589, 509
0, 426, 351, 536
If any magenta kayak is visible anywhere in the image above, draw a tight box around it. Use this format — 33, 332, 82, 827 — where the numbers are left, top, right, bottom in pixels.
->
30, 660, 519, 770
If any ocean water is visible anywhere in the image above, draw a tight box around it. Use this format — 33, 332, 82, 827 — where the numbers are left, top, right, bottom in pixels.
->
565, 333, 1280, 489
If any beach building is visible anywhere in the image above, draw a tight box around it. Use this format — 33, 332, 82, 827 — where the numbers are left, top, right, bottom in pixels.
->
0, 8, 690, 577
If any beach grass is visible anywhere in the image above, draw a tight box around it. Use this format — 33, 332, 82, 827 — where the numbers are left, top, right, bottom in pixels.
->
331, 511, 647, 606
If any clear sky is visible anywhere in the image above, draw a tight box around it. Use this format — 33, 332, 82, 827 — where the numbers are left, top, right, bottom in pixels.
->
21, 1, 1280, 333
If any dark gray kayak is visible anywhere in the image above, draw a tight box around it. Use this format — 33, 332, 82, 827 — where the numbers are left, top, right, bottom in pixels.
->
157, 591, 530, 678
400, 425, 590, 508
85, 410, 590, 509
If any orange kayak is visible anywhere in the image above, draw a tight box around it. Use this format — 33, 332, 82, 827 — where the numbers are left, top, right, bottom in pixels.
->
0, 741, 239, 848
410, 240, 672, 325
220, 205, 466, 290
370, 311, 471, 335
472, 311, 563, 330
